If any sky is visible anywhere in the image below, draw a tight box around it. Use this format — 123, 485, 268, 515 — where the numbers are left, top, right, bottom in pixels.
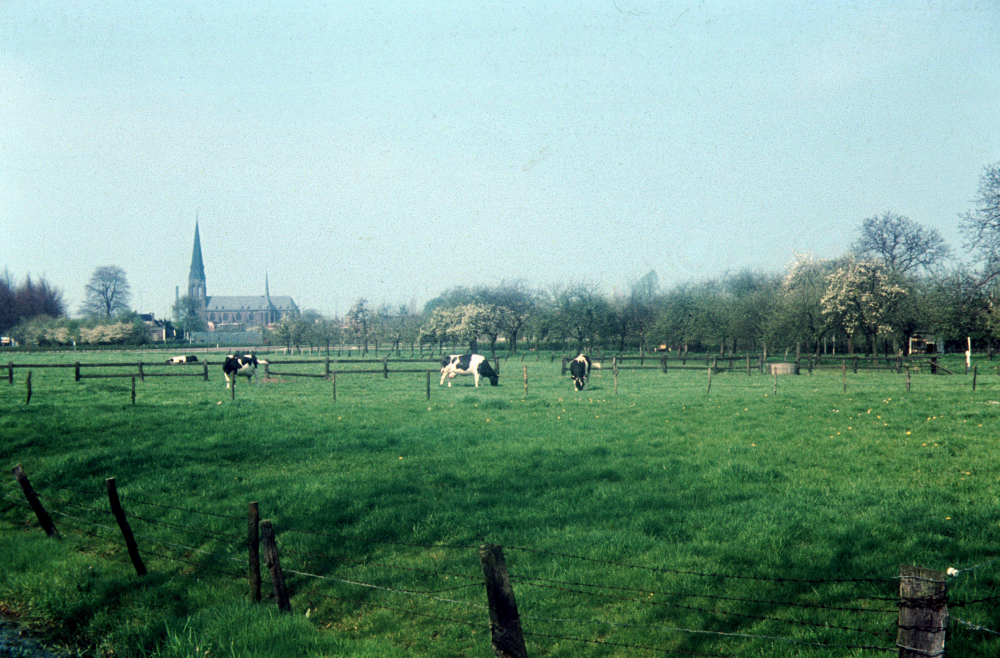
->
2, 1, 999, 320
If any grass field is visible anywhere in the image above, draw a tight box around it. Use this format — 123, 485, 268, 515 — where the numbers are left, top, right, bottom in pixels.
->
1, 350, 999, 657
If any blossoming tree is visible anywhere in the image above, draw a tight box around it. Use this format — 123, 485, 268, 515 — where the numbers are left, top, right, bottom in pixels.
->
821, 258, 907, 355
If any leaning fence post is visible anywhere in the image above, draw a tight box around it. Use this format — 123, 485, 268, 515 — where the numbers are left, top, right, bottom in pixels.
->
25, 371, 31, 406
479, 544, 528, 658
260, 520, 291, 612
12, 464, 60, 539
248, 502, 261, 603
897, 565, 947, 658
105, 477, 146, 576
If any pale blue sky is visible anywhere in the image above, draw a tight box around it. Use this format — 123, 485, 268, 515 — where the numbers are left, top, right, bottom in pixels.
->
2, 1, 998, 319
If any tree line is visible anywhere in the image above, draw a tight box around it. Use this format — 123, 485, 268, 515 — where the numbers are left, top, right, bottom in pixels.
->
4, 162, 1000, 354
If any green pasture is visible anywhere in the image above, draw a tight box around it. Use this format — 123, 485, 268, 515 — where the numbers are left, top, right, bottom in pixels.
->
1, 351, 999, 657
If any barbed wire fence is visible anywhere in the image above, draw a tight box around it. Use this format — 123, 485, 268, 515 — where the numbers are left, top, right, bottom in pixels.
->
3, 465, 998, 656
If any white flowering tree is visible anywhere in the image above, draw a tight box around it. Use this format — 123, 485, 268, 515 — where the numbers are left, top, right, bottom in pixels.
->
821, 258, 907, 355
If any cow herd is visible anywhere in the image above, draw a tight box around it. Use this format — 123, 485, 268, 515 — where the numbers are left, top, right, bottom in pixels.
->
166, 352, 600, 391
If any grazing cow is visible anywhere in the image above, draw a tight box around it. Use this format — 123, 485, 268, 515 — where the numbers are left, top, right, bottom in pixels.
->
223, 353, 267, 388
569, 354, 600, 391
166, 355, 199, 364
439, 354, 499, 387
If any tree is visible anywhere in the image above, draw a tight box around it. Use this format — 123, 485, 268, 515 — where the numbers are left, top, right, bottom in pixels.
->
821, 258, 907, 355
1, 270, 66, 334
172, 295, 206, 335
346, 299, 375, 354
853, 211, 951, 276
961, 162, 1000, 284
82, 265, 132, 318
479, 283, 537, 353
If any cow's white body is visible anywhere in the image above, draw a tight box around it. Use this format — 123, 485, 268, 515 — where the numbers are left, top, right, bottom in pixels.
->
167, 355, 198, 364
439, 354, 498, 387
223, 354, 267, 388
569, 354, 599, 391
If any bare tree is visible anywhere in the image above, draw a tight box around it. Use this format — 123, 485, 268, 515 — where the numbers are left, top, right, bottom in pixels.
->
852, 211, 950, 276
82, 265, 132, 318
961, 162, 1000, 284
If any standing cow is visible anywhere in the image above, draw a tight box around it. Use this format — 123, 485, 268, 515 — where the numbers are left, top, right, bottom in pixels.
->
223, 353, 267, 388
439, 354, 499, 387
569, 354, 600, 391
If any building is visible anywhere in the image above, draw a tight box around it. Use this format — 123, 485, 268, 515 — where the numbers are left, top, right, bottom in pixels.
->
186, 223, 299, 330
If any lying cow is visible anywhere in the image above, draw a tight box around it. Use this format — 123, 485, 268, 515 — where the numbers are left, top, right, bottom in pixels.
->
223, 353, 267, 388
569, 354, 600, 391
166, 355, 198, 364
439, 354, 499, 387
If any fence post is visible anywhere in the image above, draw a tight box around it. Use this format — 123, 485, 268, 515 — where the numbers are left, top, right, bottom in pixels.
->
264, 361, 270, 378
425, 370, 431, 400
75, 362, 81, 382
973, 365, 978, 392
906, 367, 911, 392
746, 354, 751, 376
561, 356, 567, 376
383, 356, 389, 379
613, 357, 618, 395
25, 371, 31, 406
248, 502, 261, 603
479, 544, 528, 658
773, 372, 777, 396
231, 376, 236, 401
131, 377, 136, 405
7, 361, 12, 384
325, 358, 330, 379
332, 372, 336, 401
931, 356, 938, 375
105, 477, 146, 576
707, 366, 712, 396
842, 361, 847, 394
203, 362, 209, 381
897, 565, 947, 658
523, 365, 528, 398
12, 464, 60, 540
260, 520, 291, 612
138, 361, 144, 382
661, 355, 668, 374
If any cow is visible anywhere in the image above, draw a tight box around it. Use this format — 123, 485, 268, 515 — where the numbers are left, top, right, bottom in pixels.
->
569, 353, 600, 391
439, 354, 499, 387
223, 353, 267, 388
166, 355, 199, 364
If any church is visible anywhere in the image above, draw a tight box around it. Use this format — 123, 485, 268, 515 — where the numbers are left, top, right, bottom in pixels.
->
185, 223, 299, 330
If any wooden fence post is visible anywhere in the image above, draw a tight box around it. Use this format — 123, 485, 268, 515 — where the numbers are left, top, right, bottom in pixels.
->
75, 362, 81, 382
131, 377, 136, 405
383, 356, 389, 379
325, 358, 330, 378
931, 356, 938, 375
973, 365, 978, 392
231, 376, 236, 401
494, 358, 500, 376
105, 477, 146, 576
264, 361, 270, 378
260, 520, 291, 612
7, 361, 12, 384
773, 372, 777, 396
426, 370, 431, 400
613, 357, 618, 395
25, 371, 31, 406
12, 464, 60, 539
479, 544, 528, 658
853, 356, 859, 374
897, 565, 947, 658
332, 372, 336, 401
523, 365, 528, 398
906, 367, 911, 392
203, 362, 209, 381
561, 356, 567, 376
248, 502, 261, 603
707, 366, 712, 396
746, 354, 751, 376
138, 361, 144, 382
842, 361, 847, 394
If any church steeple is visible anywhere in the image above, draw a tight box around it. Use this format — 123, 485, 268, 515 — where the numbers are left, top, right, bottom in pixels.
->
188, 221, 207, 312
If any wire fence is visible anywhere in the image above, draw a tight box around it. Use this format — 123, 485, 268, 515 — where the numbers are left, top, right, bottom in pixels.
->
4, 467, 998, 656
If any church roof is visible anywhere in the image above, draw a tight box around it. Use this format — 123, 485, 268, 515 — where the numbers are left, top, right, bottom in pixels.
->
189, 222, 206, 281
205, 295, 298, 312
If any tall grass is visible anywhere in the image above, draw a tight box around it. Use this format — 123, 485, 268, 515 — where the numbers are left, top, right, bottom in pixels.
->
1, 352, 999, 656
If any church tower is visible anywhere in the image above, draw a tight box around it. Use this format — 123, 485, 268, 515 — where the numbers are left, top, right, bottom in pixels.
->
188, 222, 207, 316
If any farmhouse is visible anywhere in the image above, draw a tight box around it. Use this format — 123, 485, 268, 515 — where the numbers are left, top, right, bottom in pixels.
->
185, 223, 299, 330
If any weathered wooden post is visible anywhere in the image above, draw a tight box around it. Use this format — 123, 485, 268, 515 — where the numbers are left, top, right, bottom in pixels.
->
853, 355, 859, 374
479, 544, 528, 658
842, 361, 847, 394
248, 502, 261, 603
332, 371, 337, 401
138, 361, 144, 382
973, 365, 978, 392
261, 520, 291, 612
613, 357, 619, 395
231, 376, 236, 401
75, 361, 81, 382
711, 356, 717, 375
494, 357, 500, 376
707, 366, 712, 396
523, 365, 528, 397
105, 477, 146, 576
746, 354, 751, 376
203, 362, 209, 381
906, 367, 911, 392
773, 372, 777, 396
383, 356, 389, 379
131, 377, 136, 405
931, 356, 938, 375
264, 361, 270, 378
324, 358, 330, 379
25, 371, 31, 406
12, 464, 60, 539
7, 361, 12, 384
897, 565, 947, 658
561, 356, 567, 376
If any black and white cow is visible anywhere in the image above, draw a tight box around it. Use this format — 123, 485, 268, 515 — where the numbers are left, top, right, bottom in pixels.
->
439, 354, 499, 387
569, 354, 600, 391
166, 355, 199, 364
223, 354, 267, 388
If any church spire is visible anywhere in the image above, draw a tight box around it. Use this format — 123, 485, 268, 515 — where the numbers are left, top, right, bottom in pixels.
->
188, 221, 207, 312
